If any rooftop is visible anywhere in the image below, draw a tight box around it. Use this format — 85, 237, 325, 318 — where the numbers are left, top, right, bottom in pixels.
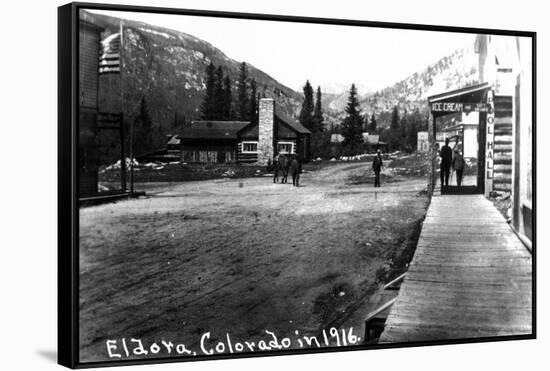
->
274, 106, 311, 134
182, 121, 251, 140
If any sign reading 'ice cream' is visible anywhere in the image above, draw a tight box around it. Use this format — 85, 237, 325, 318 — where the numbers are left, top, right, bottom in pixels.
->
430, 102, 489, 113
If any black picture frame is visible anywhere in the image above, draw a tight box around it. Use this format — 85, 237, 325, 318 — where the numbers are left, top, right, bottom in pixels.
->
58, 2, 536, 368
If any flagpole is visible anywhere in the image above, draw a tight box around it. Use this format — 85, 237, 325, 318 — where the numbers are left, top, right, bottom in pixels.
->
120, 21, 134, 195
127, 23, 135, 195
119, 21, 127, 193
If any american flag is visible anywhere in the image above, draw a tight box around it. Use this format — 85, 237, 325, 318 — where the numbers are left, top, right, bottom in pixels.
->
98, 33, 121, 74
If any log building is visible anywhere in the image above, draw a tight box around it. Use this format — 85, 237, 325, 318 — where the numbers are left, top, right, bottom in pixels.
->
180, 99, 311, 165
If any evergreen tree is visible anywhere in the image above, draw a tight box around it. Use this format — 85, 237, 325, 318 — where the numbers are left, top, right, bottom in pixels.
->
222, 74, 234, 120
249, 78, 258, 123
177, 113, 187, 130
341, 84, 364, 155
312, 86, 324, 133
299, 80, 315, 132
171, 111, 179, 132
367, 113, 377, 134
213, 66, 225, 119
361, 114, 367, 132
200, 62, 216, 120
422, 110, 430, 131
150, 124, 167, 156
237, 62, 250, 121
134, 97, 153, 156
309, 86, 328, 158
389, 105, 400, 151
399, 108, 409, 151
407, 109, 421, 151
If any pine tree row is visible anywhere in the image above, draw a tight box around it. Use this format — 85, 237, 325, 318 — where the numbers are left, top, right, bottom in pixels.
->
336, 84, 424, 155
200, 61, 258, 122
298, 80, 324, 134
386, 106, 425, 152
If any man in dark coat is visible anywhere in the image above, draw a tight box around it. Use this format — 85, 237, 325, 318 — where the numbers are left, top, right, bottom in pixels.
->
280, 154, 290, 184
440, 138, 453, 187
272, 153, 280, 183
372, 149, 383, 187
289, 155, 301, 187
452, 148, 466, 186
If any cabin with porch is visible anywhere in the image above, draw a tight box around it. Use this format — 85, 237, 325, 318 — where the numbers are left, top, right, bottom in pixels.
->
362, 134, 387, 152
180, 99, 311, 165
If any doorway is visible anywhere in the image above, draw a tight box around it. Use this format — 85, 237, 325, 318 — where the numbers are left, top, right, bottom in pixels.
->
428, 83, 490, 195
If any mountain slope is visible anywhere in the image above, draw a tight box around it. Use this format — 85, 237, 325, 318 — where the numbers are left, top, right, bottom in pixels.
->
81, 10, 303, 156
324, 48, 479, 129
82, 9, 480, 156
363, 48, 479, 122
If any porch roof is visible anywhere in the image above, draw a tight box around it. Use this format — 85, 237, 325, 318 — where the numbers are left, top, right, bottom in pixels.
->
428, 82, 491, 103
428, 82, 491, 118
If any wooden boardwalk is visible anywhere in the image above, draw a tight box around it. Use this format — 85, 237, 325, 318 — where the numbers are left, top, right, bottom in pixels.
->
379, 194, 532, 343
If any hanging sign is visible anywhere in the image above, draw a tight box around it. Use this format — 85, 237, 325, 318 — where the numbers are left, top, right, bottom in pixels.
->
98, 112, 122, 123
430, 102, 489, 113
98, 112, 123, 130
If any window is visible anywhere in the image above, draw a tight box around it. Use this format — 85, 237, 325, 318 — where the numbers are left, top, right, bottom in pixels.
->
242, 141, 258, 153
277, 141, 294, 154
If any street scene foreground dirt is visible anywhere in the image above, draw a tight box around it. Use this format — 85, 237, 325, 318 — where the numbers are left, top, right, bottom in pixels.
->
79, 158, 429, 362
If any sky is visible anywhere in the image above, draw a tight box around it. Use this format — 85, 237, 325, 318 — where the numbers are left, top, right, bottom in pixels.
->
89, 9, 476, 94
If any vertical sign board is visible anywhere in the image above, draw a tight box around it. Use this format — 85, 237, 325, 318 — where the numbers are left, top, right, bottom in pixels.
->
485, 90, 495, 196
428, 114, 436, 194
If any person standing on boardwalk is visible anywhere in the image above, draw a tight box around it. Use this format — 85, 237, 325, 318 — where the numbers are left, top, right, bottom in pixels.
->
290, 155, 301, 187
452, 148, 466, 186
372, 149, 383, 187
440, 138, 453, 187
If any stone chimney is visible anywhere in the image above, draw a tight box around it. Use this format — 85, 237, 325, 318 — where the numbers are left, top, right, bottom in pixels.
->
257, 98, 275, 165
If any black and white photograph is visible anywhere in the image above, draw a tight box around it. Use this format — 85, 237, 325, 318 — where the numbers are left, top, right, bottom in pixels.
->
56, 1, 536, 369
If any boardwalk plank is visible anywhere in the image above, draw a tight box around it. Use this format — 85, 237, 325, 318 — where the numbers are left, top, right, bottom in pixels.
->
379, 194, 532, 343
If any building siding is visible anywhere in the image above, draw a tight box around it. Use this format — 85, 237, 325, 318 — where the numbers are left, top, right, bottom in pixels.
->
181, 141, 237, 163
79, 21, 102, 196
180, 100, 311, 164
237, 142, 259, 163
79, 23, 100, 108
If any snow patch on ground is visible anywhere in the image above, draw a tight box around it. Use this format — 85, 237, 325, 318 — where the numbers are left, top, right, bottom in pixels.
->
192, 51, 205, 60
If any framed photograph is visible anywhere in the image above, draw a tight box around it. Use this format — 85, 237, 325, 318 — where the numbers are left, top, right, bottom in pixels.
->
58, 2, 536, 368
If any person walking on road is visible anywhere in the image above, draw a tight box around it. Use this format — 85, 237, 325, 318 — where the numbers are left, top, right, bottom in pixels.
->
272, 153, 280, 183
372, 149, 383, 188
440, 138, 453, 187
290, 155, 301, 187
280, 154, 290, 184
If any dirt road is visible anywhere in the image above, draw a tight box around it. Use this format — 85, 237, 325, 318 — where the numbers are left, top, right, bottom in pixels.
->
79, 162, 428, 362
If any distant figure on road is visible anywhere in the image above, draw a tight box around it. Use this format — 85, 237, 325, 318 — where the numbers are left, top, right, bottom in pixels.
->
280, 154, 290, 184
440, 138, 453, 187
290, 155, 301, 187
372, 149, 383, 188
273, 153, 280, 183
452, 149, 466, 187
